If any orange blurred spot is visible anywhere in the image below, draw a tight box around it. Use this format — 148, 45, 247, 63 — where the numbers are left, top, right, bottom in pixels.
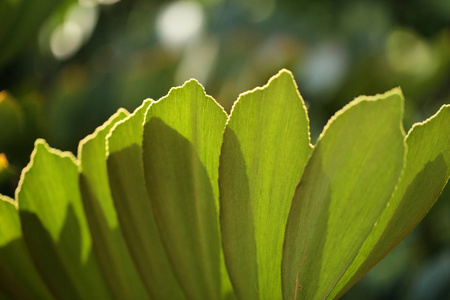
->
0, 153, 8, 170
0, 91, 6, 103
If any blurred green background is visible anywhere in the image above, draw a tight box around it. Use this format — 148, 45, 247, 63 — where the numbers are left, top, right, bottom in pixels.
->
0, 0, 449, 299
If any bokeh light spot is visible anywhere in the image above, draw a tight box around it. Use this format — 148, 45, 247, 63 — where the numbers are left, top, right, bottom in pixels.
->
386, 29, 437, 78
50, 22, 84, 60
97, 0, 121, 5
0, 154, 8, 170
156, 1, 204, 49
49, 4, 99, 61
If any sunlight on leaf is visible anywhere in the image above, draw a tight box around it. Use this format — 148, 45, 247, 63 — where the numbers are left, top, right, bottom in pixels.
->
78, 109, 149, 299
330, 104, 450, 299
106, 99, 185, 299
0, 195, 52, 300
0, 70, 448, 300
142, 80, 229, 299
17, 140, 110, 299
219, 69, 312, 300
282, 89, 405, 300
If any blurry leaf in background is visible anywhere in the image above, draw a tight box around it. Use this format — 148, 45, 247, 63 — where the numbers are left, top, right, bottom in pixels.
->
0, 154, 8, 172
0, 153, 13, 186
386, 28, 437, 79
0, 91, 24, 149
39, 2, 99, 61
0, 0, 67, 68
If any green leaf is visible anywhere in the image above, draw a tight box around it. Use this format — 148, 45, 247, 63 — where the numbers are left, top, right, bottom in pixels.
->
219, 69, 312, 300
1, 70, 448, 300
78, 109, 150, 299
142, 80, 229, 299
17, 140, 110, 300
0, 195, 52, 300
106, 99, 185, 299
329, 104, 450, 299
282, 89, 406, 300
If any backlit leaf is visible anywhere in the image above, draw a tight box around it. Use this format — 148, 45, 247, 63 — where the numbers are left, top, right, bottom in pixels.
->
78, 109, 150, 299
282, 89, 405, 300
219, 69, 312, 300
0, 195, 52, 300
329, 104, 450, 299
142, 80, 229, 299
17, 140, 110, 300
106, 99, 185, 299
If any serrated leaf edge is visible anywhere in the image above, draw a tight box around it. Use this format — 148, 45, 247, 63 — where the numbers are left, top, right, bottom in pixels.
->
15, 139, 78, 206
329, 104, 450, 299
227, 68, 313, 150
0, 193, 16, 207
77, 108, 129, 172
144, 79, 228, 125
105, 99, 153, 157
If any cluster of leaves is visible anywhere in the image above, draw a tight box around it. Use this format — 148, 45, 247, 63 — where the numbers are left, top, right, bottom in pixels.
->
0, 70, 449, 300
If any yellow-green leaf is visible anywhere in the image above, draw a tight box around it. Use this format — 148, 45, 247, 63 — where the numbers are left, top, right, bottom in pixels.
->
329, 104, 450, 299
106, 99, 185, 299
0, 195, 52, 300
282, 89, 405, 300
142, 80, 229, 299
78, 109, 149, 299
219, 69, 312, 300
17, 140, 110, 300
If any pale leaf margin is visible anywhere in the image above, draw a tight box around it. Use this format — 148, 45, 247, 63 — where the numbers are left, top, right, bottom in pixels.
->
219, 69, 313, 300
281, 87, 406, 300
329, 103, 450, 299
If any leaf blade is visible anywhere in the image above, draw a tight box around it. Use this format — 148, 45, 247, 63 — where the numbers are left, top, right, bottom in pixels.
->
78, 109, 150, 299
282, 89, 406, 300
106, 99, 185, 299
329, 104, 450, 299
0, 195, 52, 300
17, 140, 110, 300
219, 70, 312, 300
142, 80, 228, 299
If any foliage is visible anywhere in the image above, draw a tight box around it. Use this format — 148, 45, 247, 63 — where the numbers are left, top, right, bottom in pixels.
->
0, 70, 449, 299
